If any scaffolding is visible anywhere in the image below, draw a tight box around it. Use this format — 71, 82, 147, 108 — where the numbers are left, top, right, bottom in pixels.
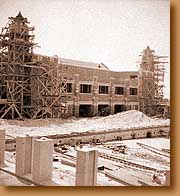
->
139, 46, 168, 116
154, 55, 167, 105
29, 58, 68, 119
0, 12, 67, 119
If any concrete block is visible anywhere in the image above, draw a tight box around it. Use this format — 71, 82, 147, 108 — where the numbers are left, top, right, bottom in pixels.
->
75, 147, 98, 186
32, 137, 54, 184
165, 170, 170, 186
0, 129, 5, 167
16, 136, 33, 176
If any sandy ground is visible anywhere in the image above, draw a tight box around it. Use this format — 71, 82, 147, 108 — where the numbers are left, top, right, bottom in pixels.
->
0, 110, 170, 137
1, 137, 170, 186
0, 111, 170, 186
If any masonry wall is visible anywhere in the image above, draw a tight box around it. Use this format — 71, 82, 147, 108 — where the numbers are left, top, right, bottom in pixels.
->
32, 54, 140, 118
61, 65, 139, 117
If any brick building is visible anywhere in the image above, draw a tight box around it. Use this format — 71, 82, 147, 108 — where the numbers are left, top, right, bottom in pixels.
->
33, 54, 139, 117
0, 12, 167, 119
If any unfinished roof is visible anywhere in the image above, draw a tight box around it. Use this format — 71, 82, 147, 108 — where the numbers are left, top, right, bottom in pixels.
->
8, 11, 28, 23
16, 11, 24, 19
58, 57, 110, 71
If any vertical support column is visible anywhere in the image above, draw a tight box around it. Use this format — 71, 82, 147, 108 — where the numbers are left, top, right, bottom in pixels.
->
138, 68, 144, 112
75, 148, 98, 186
74, 74, 80, 117
16, 135, 33, 176
0, 129, 5, 167
110, 77, 115, 114
125, 83, 129, 111
32, 137, 53, 184
93, 76, 98, 116
92, 104, 98, 116
74, 104, 79, 118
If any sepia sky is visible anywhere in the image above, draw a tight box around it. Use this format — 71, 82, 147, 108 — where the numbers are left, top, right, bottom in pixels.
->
0, 0, 170, 98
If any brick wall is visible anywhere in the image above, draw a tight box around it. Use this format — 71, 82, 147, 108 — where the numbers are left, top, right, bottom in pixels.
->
62, 65, 139, 116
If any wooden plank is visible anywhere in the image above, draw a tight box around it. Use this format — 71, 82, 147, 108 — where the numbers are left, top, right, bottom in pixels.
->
0, 99, 7, 104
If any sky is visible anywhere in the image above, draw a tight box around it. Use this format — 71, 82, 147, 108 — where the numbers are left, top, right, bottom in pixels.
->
0, 0, 170, 98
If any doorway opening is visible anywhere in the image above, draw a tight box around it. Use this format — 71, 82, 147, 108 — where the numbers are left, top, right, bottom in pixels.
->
79, 104, 92, 117
114, 105, 125, 114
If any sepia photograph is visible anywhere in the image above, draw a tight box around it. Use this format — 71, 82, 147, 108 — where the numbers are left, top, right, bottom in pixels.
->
0, 0, 170, 186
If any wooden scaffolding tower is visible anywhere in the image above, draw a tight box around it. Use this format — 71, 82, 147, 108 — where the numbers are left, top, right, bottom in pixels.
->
154, 55, 168, 105
139, 46, 168, 116
29, 58, 68, 119
0, 12, 67, 119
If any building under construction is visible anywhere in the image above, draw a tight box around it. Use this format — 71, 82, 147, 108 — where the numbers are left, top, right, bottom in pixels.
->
0, 12, 169, 119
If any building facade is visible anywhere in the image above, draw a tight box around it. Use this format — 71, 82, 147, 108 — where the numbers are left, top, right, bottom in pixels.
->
33, 55, 139, 117
0, 12, 167, 119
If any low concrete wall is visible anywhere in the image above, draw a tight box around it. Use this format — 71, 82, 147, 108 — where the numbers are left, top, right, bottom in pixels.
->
51, 126, 170, 146
5, 126, 170, 151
